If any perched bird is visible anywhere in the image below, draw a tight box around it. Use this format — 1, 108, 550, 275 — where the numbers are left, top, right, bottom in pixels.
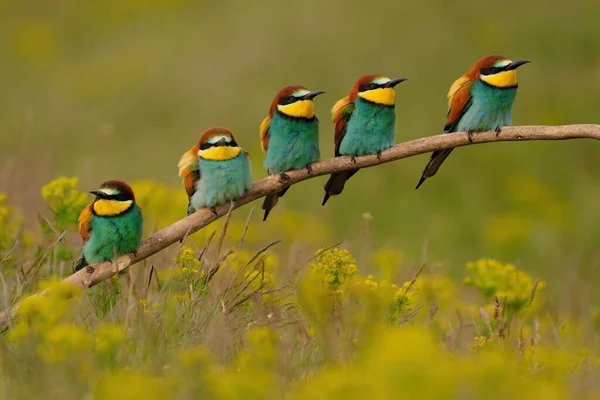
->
415, 55, 530, 189
74, 180, 143, 272
178, 127, 252, 215
322, 74, 406, 205
260, 85, 325, 221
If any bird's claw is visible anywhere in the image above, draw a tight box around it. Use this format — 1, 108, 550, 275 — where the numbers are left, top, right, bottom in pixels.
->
351, 155, 357, 164
466, 130, 474, 143
376, 151, 382, 160
279, 172, 290, 182
209, 207, 218, 216
495, 126, 502, 137
305, 164, 313, 174
132, 250, 138, 258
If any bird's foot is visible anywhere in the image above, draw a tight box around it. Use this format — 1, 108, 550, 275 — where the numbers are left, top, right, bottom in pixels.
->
210, 207, 218, 216
376, 151, 382, 160
466, 130, 474, 143
132, 250, 138, 258
305, 163, 313, 175
351, 155, 357, 164
495, 126, 502, 137
279, 172, 290, 182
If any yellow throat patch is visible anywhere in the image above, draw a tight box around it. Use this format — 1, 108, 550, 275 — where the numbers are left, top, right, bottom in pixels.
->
480, 70, 517, 88
199, 146, 241, 161
93, 199, 133, 216
276, 100, 315, 119
358, 88, 395, 106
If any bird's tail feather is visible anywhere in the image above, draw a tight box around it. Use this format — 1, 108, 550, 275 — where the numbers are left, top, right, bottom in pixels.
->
262, 187, 290, 221
415, 149, 454, 189
73, 255, 88, 273
322, 169, 359, 205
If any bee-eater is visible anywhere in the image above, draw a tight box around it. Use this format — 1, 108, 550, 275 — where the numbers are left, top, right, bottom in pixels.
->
415, 55, 530, 189
260, 85, 325, 221
322, 74, 407, 205
178, 127, 253, 215
74, 180, 143, 272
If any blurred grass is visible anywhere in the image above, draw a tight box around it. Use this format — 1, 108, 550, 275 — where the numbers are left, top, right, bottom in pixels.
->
1, 0, 600, 297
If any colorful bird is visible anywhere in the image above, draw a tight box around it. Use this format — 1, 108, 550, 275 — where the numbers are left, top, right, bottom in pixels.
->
178, 127, 253, 215
74, 180, 143, 272
260, 85, 325, 221
415, 55, 530, 189
322, 74, 406, 205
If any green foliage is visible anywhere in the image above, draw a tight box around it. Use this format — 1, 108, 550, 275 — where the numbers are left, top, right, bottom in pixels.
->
1, 192, 599, 399
40, 177, 88, 233
464, 258, 545, 314
173, 246, 208, 294
309, 248, 358, 292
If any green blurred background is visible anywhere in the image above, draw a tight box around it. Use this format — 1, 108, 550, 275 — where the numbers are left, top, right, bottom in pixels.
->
2, 0, 600, 292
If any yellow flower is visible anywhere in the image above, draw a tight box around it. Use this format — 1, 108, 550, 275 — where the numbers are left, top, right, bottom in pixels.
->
469, 335, 489, 351
139, 298, 149, 313
95, 370, 166, 399
309, 247, 358, 291
464, 258, 545, 314
41, 177, 88, 231
95, 323, 126, 353
37, 324, 91, 364
0, 192, 22, 251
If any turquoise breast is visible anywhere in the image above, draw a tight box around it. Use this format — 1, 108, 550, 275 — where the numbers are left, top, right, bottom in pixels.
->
82, 205, 143, 264
339, 98, 396, 156
190, 152, 253, 211
263, 112, 320, 174
453, 80, 517, 133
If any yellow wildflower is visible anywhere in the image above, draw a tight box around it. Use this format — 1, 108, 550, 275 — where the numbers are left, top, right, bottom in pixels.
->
0, 192, 22, 251
37, 324, 91, 364
464, 258, 545, 314
95, 323, 126, 353
41, 177, 88, 231
310, 247, 358, 291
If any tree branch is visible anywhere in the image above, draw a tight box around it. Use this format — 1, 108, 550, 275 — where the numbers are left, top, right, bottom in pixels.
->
1, 124, 598, 329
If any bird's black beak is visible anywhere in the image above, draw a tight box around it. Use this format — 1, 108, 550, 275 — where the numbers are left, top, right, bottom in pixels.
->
215, 138, 229, 147
90, 190, 108, 199
303, 90, 326, 100
506, 60, 530, 70
384, 78, 407, 88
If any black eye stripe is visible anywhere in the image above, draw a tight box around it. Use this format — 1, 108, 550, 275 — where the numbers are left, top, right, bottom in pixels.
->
278, 95, 300, 105
480, 66, 505, 75
199, 139, 236, 150
103, 192, 131, 201
358, 83, 383, 92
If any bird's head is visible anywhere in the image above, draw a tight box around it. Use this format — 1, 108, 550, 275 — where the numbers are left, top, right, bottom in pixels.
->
271, 85, 325, 119
197, 128, 242, 161
475, 55, 530, 88
351, 74, 407, 106
90, 180, 136, 217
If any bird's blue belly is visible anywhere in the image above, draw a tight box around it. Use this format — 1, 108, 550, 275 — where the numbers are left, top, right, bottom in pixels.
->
339, 98, 396, 156
263, 115, 320, 174
455, 83, 517, 133
191, 154, 252, 210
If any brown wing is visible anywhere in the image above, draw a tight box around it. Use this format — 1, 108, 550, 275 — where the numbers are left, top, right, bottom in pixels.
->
331, 96, 355, 156
445, 76, 473, 132
177, 144, 200, 198
78, 204, 93, 243
259, 116, 271, 153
